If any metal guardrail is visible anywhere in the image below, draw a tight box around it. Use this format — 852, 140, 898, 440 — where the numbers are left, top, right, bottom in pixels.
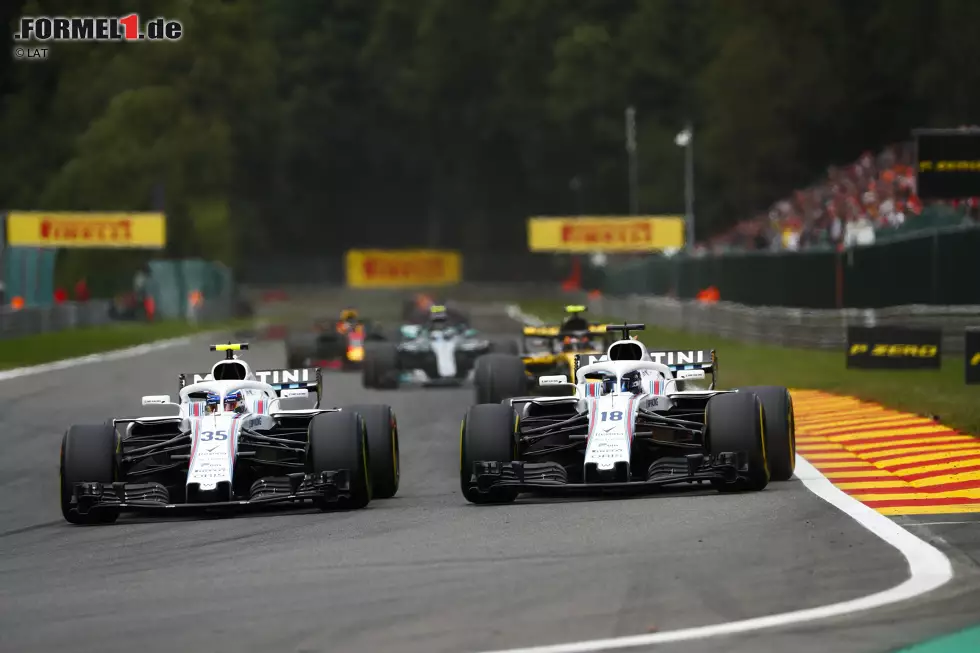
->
0, 300, 114, 339
590, 295, 980, 354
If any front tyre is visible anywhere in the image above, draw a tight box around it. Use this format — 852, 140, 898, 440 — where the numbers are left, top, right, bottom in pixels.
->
473, 354, 527, 405
308, 411, 371, 509
368, 343, 401, 389
739, 386, 796, 481
60, 423, 119, 525
344, 404, 400, 499
460, 404, 520, 504
706, 392, 769, 492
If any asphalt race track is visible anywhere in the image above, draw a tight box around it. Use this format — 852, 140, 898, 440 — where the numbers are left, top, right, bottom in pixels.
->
2, 331, 980, 653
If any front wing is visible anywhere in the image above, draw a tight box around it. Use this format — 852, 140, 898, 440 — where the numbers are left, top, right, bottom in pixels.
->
66, 470, 353, 516
464, 452, 750, 498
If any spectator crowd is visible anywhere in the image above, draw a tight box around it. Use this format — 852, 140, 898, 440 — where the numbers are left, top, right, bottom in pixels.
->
704, 140, 980, 254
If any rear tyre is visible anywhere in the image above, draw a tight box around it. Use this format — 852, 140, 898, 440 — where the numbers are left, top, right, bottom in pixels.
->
706, 392, 769, 493
739, 385, 796, 481
460, 404, 520, 504
60, 423, 119, 525
473, 354, 527, 405
284, 332, 317, 369
367, 343, 400, 389
345, 404, 400, 499
308, 411, 371, 509
490, 339, 520, 355
362, 345, 378, 388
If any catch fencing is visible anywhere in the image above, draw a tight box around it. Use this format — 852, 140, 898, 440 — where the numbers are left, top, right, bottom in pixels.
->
598, 223, 980, 308
588, 294, 980, 354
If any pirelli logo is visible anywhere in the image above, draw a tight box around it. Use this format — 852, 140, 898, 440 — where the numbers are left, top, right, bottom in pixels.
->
846, 327, 941, 370
848, 344, 938, 358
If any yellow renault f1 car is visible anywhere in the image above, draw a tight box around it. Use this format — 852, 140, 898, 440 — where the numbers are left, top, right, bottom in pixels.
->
474, 306, 612, 404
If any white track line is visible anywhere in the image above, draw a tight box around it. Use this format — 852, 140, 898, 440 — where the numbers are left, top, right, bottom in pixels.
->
475, 457, 952, 653
481, 306, 954, 653
0, 336, 193, 382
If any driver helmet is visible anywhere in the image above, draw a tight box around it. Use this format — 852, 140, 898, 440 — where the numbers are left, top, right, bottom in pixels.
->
205, 391, 221, 414
224, 390, 246, 414
429, 305, 449, 325
620, 370, 643, 394
562, 335, 591, 351
338, 308, 359, 331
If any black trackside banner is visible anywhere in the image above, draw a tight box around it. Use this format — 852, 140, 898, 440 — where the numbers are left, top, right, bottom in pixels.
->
965, 329, 980, 384
846, 327, 941, 370
915, 130, 980, 200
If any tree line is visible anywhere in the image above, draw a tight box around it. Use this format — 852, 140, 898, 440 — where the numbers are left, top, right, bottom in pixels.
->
1, 0, 977, 277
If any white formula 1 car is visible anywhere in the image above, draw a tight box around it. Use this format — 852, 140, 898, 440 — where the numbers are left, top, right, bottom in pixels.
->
460, 324, 796, 504
59, 343, 400, 524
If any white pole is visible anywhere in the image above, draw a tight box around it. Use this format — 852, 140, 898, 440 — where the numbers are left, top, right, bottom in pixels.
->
684, 122, 695, 250
626, 106, 638, 215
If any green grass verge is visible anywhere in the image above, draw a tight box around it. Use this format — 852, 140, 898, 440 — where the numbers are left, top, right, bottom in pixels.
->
520, 301, 979, 434
0, 319, 253, 371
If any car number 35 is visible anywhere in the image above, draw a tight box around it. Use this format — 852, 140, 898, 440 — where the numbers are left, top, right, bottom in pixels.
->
199, 430, 228, 441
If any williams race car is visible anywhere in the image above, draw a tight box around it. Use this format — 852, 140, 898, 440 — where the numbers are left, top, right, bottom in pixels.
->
460, 324, 796, 504
363, 305, 518, 389
59, 343, 400, 524
284, 308, 387, 370
474, 305, 612, 404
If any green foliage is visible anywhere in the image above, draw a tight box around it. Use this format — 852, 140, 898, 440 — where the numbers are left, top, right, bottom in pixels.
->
2, 0, 976, 261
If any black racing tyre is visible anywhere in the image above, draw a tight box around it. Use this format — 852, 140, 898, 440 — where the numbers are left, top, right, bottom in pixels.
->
706, 392, 769, 493
460, 404, 520, 504
60, 423, 119, 525
285, 332, 317, 369
739, 385, 796, 482
307, 410, 371, 509
473, 354, 527, 405
490, 338, 520, 355
362, 344, 378, 388
344, 404, 400, 499
367, 343, 400, 389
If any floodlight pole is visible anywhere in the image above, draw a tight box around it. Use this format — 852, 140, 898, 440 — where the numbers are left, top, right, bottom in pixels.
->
626, 106, 638, 215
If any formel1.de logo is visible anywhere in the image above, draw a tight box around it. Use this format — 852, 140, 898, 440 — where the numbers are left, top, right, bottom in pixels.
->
14, 14, 182, 42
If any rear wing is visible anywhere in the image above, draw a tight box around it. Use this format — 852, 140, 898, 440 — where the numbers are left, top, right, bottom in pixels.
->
522, 324, 608, 338
573, 349, 718, 389
178, 367, 323, 402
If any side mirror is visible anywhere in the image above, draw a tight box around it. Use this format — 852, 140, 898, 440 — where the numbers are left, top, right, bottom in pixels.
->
539, 374, 568, 386
142, 394, 172, 405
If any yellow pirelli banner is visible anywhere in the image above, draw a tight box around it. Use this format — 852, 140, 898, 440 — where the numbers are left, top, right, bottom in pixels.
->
6, 212, 167, 249
527, 215, 684, 252
345, 249, 462, 288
